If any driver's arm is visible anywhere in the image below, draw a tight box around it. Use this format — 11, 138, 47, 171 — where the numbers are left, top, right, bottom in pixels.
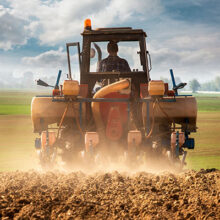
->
125, 60, 131, 72
121, 59, 131, 72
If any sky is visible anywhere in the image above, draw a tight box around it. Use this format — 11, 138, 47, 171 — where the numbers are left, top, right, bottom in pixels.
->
0, 0, 220, 88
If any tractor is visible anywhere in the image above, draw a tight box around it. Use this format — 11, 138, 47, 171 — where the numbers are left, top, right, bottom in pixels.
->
31, 19, 197, 170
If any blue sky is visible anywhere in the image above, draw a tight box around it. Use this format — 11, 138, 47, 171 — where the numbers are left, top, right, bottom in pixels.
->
0, 0, 219, 88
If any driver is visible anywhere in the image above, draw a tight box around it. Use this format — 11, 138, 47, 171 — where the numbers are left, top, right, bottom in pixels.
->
97, 42, 131, 72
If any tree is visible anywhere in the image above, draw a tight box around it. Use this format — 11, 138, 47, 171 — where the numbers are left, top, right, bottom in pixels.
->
214, 76, 220, 91
189, 79, 200, 93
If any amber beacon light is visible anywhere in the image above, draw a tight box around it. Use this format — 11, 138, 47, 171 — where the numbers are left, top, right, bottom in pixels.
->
84, 18, 92, 30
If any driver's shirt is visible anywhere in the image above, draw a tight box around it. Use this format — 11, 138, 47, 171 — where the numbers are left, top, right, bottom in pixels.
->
97, 55, 131, 72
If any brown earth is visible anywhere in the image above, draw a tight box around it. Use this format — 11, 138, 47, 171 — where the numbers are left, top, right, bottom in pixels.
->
0, 169, 219, 220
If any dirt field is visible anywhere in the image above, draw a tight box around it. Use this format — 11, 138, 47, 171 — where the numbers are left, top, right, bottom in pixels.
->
0, 115, 38, 171
0, 92, 220, 219
0, 169, 219, 219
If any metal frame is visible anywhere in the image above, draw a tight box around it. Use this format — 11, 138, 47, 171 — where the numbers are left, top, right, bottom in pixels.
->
49, 96, 177, 135
80, 31, 150, 91
51, 97, 177, 103
66, 42, 81, 80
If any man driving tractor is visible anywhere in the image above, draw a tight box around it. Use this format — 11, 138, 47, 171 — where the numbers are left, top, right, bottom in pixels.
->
97, 41, 131, 73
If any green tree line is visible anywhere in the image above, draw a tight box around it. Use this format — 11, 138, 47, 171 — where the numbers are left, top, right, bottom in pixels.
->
161, 76, 220, 92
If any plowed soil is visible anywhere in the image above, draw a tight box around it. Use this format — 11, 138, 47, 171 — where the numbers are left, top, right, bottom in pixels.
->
0, 169, 219, 220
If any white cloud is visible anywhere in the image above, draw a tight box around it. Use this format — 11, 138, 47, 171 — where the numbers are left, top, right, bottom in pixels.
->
7, 0, 163, 45
145, 17, 220, 82
152, 32, 220, 64
0, 5, 28, 50
22, 47, 66, 67
119, 45, 142, 70
21, 47, 81, 81
1, 0, 220, 83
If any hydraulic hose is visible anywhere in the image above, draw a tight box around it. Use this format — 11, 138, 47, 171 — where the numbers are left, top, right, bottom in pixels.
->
145, 99, 157, 139
56, 102, 84, 140
145, 98, 176, 139
57, 103, 70, 139
71, 103, 84, 137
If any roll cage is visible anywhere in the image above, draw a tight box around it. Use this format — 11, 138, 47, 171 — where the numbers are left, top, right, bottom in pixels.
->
66, 27, 151, 97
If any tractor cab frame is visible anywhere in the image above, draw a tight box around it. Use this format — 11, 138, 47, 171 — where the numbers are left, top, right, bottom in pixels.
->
66, 27, 151, 97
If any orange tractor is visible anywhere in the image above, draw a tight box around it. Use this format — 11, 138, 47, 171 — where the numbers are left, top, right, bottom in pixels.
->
31, 19, 197, 170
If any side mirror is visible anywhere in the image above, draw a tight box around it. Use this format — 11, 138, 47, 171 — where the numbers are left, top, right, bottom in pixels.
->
90, 48, 96, 58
